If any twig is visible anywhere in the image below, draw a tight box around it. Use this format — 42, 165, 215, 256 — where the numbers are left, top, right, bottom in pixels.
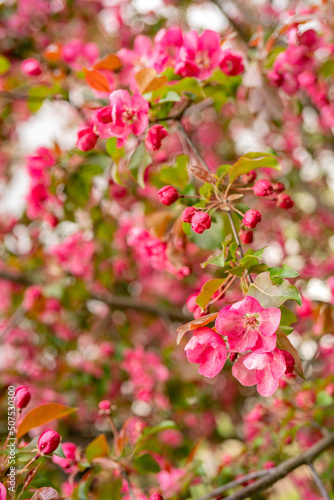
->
195, 470, 269, 500
198, 432, 334, 500
0, 269, 190, 324
308, 462, 330, 500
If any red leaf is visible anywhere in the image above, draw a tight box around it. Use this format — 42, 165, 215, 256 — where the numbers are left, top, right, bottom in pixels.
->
83, 68, 110, 92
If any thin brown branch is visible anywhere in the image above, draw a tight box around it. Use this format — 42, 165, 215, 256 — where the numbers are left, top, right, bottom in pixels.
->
0, 269, 190, 323
308, 462, 330, 500
197, 432, 334, 500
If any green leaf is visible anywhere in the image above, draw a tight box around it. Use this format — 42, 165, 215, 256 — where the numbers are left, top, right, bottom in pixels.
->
247, 271, 302, 308
268, 264, 299, 281
53, 443, 66, 458
196, 278, 225, 311
0, 55, 10, 75
159, 154, 188, 189
217, 164, 230, 180
280, 305, 297, 327
316, 391, 334, 407
133, 453, 161, 474
128, 143, 152, 188
201, 247, 226, 269
228, 152, 281, 183
199, 182, 214, 199
86, 434, 110, 463
28, 86, 56, 112
159, 91, 181, 103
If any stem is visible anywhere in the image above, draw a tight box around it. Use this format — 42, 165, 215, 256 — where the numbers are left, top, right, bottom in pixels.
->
210, 275, 237, 306
107, 416, 121, 457
308, 462, 330, 500
197, 432, 334, 500
19, 455, 39, 476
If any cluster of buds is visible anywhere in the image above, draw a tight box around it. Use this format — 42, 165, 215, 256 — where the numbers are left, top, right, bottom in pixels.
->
252, 178, 294, 209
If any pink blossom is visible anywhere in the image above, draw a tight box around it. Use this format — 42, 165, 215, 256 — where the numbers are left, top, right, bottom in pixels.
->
26, 148, 56, 179
145, 125, 169, 151
242, 209, 262, 229
152, 27, 184, 72
215, 296, 281, 353
52, 442, 77, 472
107, 90, 149, 143
277, 193, 294, 209
220, 49, 244, 76
182, 207, 197, 223
191, 211, 211, 234
157, 185, 179, 205
76, 127, 98, 152
49, 233, 94, 278
239, 229, 253, 244
232, 349, 287, 397
61, 40, 99, 70
175, 30, 222, 79
157, 467, 185, 496
186, 293, 204, 319
21, 58, 42, 76
184, 327, 227, 378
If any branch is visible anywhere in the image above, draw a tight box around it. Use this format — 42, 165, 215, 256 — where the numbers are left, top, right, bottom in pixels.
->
0, 269, 190, 323
308, 462, 331, 500
197, 432, 334, 500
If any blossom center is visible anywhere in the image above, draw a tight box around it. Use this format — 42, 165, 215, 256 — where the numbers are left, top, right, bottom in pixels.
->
244, 313, 259, 329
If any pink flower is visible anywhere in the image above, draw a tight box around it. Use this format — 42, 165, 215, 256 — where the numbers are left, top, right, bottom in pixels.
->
152, 27, 184, 72
52, 442, 77, 472
277, 193, 294, 209
186, 293, 204, 319
215, 296, 281, 353
0, 483, 6, 500
21, 58, 42, 76
15, 386, 31, 409
108, 90, 149, 142
38, 430, 61, 455
76, 127, 98, 152
182, 206, 197, 223
157, 185, 179, 205
242, 209, 262, 229
239, 229, 253, 244
26, 147, 55, 179
253, 179, 273, 197
184, 327, 227, 378
145, 124, 169, 151
61, 40, 99, 70
191, 211, 211, 234
232, 348, 287, 397
220, 49, 244, 76
175, 30, 223, 79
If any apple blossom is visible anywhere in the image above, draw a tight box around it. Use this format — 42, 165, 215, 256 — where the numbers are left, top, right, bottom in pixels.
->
191, 212, 211, 234
38, 430, 61, 455
157, 186, 179, 205
253, 179, 274, 197
15, 385, 31, 409
184, 327, 227, 378
242, 209, 262, 229
215, 296, 281, 354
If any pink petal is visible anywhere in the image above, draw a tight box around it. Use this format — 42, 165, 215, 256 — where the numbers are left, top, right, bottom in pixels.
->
256, 366, 279, 397
199, 344, 227, 378
270, 348, 287, 379
228, 327, 258, 353
232, 355, 257, 387
243, 352, 272, 371
258, 307, 281, 336
252, 332, 277, 354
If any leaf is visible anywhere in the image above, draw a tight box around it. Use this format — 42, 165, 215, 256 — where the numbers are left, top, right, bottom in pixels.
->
135, 68, 167, 94
133, 453, 161, 474
280, 305, 297, 327
268, 264, 299, 280
158, 154, 188, 189
86, 434, 110, 463
228, 152, 281, 183
128, 143, 152, 188
247, 271, 302, 308
0, 55, 10, 75
17, 404, 76, 439
31, 488, 64, 500
189, 165, 216, 184
94, 54, 122, 71
53, 443, 66, 458
28, 86, 54, 112
195, 279, 225, 311
176, 312, 218, 344
276, 330, 305, 379
83, 68, 110, 92
22, 466, 39, 492
201, 247, 226, 269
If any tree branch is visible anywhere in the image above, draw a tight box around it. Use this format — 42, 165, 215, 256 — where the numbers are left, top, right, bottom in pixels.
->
0, 269, 190, 323
197, 432, 334, 500
308, 462, 330, 500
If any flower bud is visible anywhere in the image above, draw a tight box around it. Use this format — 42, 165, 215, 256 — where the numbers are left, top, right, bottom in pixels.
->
282, 350, 295, 374
242, 209, 262, 229
220, 50, 244, 76
149, 495, 164, 500
253, 179, 273, 197
15, 386, 31, 409
145, 125, 169, 151
21, 58, 42, 76
277, 193, 294, 209
272, 182, 285, 193
229, 352, 238, 362
181, 207, 197, 223
96, 106, 113, 124
191, 211, 211, 234
241, 170, 256, 184
157, 185, 179, 206
239, 229, 253, 244
186, 293, 203, 319
98, 400, 111, 411
37, 430, 61, 455
76, 127, 98, 152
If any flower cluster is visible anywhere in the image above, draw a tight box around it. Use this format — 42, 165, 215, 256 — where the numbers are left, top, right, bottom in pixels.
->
184, 296, 293, 397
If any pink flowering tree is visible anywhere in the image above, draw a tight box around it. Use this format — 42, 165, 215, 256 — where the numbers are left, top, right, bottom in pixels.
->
0, 1, 334, 499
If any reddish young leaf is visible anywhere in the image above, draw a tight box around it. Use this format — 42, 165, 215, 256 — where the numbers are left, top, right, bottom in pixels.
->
17, 404, 76, 439
135, 68, 167, 94
94, 54, 122, 71
176, 312, 218, 344
83, 68, 110, 92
